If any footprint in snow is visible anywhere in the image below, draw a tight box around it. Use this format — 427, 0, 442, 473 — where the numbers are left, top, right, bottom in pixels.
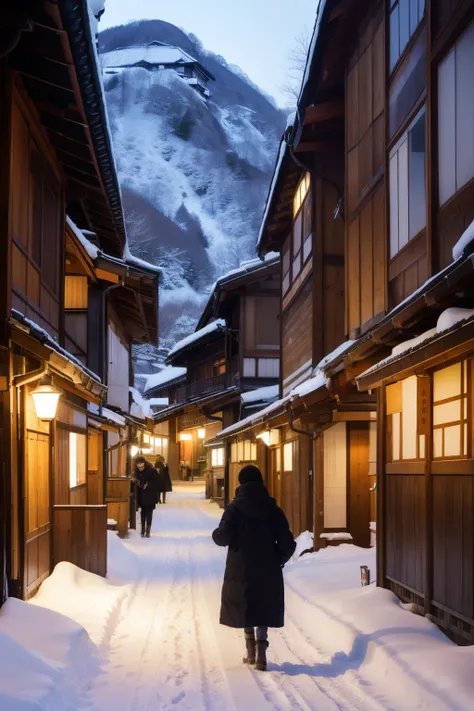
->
171, 690, 186, 705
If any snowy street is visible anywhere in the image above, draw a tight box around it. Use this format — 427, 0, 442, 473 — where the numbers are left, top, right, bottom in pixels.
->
79, 483, 386, 711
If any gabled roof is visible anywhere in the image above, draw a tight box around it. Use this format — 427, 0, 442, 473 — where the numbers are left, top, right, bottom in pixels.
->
9, 0, 126, 256
101, 43, 215, 81
197, 254, 280, 329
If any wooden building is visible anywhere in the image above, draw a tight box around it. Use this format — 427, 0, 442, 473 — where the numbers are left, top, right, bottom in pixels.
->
0, 0, 159, 602
148, 256, 280, 502
244, 0, 474, 643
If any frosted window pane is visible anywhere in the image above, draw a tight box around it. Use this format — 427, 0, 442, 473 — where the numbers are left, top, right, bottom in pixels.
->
389, 153, 399, 257
463, 360, 468, 393
419, 0, 425, 16
398, 139, 409, 250
464, 423, 468, 456
392, 412, 400, 461
243, 358, 256, 377
324, 423, 347, 529
438, 48, 456, 205
251, 443, 257, 461
433, 363, 461, 401
237, 441, 244, 461
231, 442, 237, 462
284, 442, 293, 471
390, 6, 400, 71
433, 429, 443, 458
463, 398, 467, 420
399, 0, 410, 54
444, 425, 461, 457
293, 212, 302, 253
293, 255, 301, 279
456, 23, 474, 193
433, 400, 461, 426
303, 235, 312, 262
402, 376, 417, 459
410, 0, 419, 35
419, 434, 425, 459
409, 112, 426, 238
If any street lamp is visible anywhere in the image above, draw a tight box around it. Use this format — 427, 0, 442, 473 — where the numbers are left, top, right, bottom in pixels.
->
31, 375, 61, 421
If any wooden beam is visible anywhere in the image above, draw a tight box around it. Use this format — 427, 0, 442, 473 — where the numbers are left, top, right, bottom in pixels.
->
295, 141, 340, 154
304, 100, 344, 124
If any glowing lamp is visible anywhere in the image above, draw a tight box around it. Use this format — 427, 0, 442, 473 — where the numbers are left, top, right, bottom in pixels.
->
131, 445, 139, 457
256, 431, 271, 447
31, 375, 61, 421
179, 433, 192, 442
197, 428, 206, 440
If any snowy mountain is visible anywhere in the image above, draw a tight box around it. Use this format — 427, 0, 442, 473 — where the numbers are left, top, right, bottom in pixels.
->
98, 21, 285, 351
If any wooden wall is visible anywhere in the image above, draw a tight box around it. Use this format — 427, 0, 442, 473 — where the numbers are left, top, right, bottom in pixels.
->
281, 278, 313, 395
53, 505, 107, 577
346, 1, 386, 336
10, 92, 63, 340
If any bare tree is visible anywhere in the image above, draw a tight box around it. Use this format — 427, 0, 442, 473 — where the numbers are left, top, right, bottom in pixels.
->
280, 28, 312, 106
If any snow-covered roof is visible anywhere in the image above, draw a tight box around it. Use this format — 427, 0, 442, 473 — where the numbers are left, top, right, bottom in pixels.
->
297, 0, 326, 107
144, 367, 187, 393
66, 216, 100, 260
241, 384, 279, 405
168, 319, 225, 359
316, 340, 356, 373
453, 218, 474, 261
11, 309, 101, 384
101, 44, 211, 76
256, 138, 288, 252
358, 307, 474, 381
102, 408, 126, 427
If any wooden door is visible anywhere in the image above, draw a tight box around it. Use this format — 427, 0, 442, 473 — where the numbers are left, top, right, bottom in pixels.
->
268, 447, 281, 505
88, 429, 103, 504
348, 423, 371, 548
25, 430, 51, 596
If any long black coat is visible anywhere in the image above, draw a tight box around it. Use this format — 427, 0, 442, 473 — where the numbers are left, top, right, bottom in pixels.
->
135, 463, 160, 508
155, 462, 173, 493
212, 481, 296, 629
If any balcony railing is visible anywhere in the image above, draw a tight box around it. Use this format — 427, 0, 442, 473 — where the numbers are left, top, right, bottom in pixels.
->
174, 372, 239, 404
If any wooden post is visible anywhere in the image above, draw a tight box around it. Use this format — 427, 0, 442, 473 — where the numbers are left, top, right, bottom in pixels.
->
0, 59, 12, 347
313, 432, 324, 551
376, 386, 386, 587
423, 374, 433, 617
224, 440, 231, 507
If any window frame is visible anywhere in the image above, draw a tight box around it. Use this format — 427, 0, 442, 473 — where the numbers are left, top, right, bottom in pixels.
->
389, 0, 425, 73
389, 106, 426, 259
432, 361, 469, 460
282, 173, 312, 297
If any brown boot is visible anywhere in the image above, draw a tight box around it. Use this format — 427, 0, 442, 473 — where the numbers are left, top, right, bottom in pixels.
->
243, 638, 256, 665
145, 525, 151, 538
255, 641, 268, 671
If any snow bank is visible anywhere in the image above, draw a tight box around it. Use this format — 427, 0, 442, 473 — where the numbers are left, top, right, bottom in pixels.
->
31, 562, 128, 647
0, 596, 99, 710
168, 319, 225, 358
290, 530, 314, 562
144, 366, 187, 393
452, 218, 474, 261
286, 545, 474, 710
107, 530, 141, 583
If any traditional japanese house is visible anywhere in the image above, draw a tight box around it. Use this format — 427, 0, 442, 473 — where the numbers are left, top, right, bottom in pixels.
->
0, 0, 159, 601
147, 256, 280, 502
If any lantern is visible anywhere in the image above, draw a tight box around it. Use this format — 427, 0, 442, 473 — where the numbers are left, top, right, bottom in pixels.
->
197, 428, 206, 440
31, 375, 61, 421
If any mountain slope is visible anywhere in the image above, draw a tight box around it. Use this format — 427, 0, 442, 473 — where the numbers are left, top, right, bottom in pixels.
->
99, 21, 285, 349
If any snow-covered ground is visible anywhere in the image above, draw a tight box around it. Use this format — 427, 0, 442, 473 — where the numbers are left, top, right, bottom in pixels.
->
2, 484, 474, 710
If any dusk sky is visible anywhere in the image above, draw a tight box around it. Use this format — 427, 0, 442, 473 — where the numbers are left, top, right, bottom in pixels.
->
100, 0, 319, 106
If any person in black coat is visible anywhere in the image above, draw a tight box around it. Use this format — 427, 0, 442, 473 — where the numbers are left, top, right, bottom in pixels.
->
155, 455, 173, 503
134, 456, 160, 538
212, 465, 296, 671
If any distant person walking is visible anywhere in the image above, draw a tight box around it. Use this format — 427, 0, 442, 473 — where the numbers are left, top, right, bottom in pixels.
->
212, 465, 296, 671
134, 456, 160, 538
155, 455, 172, 504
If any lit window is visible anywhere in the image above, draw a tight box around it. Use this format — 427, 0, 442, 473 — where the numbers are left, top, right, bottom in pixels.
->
433, 361, 468, 459
389, 108, 426, 258
64, 276, 88, 310
211, 448, 224, 467
231, 440, 256, 462
386, 375, 425, 461
390, 0, 425, 71
257, 358, 280, 378
284, 173, 312, 296
438, 21, 474, 206
283, 442, 293, 471
69, 432, 86, 487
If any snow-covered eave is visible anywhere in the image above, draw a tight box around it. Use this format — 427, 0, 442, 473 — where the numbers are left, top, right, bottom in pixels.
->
144, 367, 188, 395
59, 0, 126, 256
296, 0, 327, 113
167, 319, 226, 362
10, 310, 104, 396
357, 310, 474, 391
256, 138, 289, 255
152, 385, 241, 424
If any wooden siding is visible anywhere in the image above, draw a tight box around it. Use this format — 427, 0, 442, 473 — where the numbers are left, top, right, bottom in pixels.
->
25, 428, 51, 597
385, 473, 425, 595
346, 2, 386, 335
348, 423, 371, 548
282, 278, 313, 394
53, 505, 107, 577
107, 322, 130, 412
